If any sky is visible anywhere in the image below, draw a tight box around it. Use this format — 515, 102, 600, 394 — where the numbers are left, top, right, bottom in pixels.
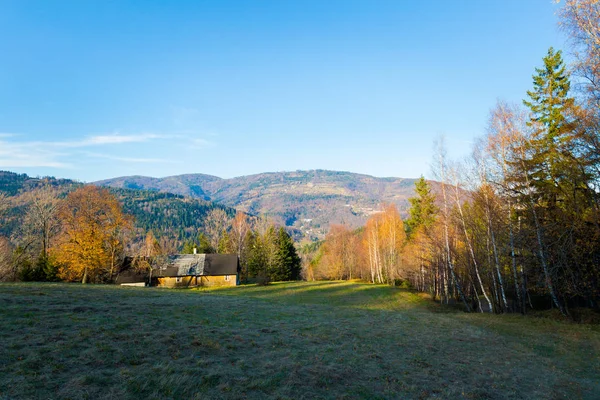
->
0, 0, 566, 182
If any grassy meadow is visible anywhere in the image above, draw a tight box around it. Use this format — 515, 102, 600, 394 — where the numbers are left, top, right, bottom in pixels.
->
0, 281, 598, 399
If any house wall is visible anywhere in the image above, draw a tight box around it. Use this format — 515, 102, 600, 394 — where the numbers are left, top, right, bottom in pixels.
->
154, 274, 237, 288
155, 276, 199, 288
200, 274, 237, 287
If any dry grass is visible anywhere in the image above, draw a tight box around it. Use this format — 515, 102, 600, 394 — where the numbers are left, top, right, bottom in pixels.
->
0, 281, 598, 399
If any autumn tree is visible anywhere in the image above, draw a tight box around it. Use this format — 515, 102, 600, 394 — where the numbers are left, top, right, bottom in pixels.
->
52, 186, 133, 283
319, 224, 357, 280
363, 204, 407, 284
432, 137, 471, 311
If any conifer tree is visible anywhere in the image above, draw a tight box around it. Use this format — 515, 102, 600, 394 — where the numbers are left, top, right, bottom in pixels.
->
519, 48, 583, 315
406, 176, 438, 235
273, 227, 301, 281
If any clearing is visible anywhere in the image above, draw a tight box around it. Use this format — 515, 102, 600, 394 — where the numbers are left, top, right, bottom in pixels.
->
0, 281, 598, 399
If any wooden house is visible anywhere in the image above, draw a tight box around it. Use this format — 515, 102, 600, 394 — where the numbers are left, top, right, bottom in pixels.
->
116, 254, 239, 287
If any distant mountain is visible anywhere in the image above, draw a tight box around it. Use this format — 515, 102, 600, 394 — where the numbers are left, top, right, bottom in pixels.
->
95, 170, 426, 241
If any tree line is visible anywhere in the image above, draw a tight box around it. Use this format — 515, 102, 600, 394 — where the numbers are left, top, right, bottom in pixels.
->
308, 0, 600, 317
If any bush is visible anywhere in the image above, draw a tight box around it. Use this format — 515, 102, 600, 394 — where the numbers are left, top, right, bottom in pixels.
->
393, 279, 413, 290
255, 273, 271, 286
18, 256, 60, 282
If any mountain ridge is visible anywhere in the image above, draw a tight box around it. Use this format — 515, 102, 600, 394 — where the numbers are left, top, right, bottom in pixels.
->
95, 169, 425, 241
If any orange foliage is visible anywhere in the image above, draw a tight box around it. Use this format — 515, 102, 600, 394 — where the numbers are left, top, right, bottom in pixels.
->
51, 186, 132, 283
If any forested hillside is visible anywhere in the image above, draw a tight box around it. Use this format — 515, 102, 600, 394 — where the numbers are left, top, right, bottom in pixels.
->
0, 171, 234, 245
96, 170, 424, 240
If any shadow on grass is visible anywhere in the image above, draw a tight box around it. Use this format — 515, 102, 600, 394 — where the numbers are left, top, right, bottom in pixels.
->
196, 280, 433, 312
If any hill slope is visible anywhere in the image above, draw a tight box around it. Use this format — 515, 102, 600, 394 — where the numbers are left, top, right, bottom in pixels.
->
96, 170, 423, 240
0, 281, 597, 399
0, 171, 234, 246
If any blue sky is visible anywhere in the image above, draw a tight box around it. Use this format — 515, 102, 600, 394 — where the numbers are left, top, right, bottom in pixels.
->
0, 0, 564, 182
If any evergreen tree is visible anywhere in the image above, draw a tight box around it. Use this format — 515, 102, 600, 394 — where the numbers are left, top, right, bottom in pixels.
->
406, 176, 438, 236
272, 227, 301, 281
517, 47, 598, 314
181, 232, 214, 254
521, 47, 581, 194
524, 47, 573, 139
218, 231, 231, 254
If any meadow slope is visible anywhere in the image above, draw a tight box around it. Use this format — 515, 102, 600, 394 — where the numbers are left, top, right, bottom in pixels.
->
0, 281, 598, 399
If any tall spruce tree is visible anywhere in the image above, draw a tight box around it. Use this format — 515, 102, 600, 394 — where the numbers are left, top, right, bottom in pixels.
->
519, 47, 591, 315
522, 47, 578, 192
406, 176, 438, 236
272, 227, 301, 281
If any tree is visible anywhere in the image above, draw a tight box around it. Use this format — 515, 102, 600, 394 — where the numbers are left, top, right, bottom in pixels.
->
133, 231, 163, 285
230, 211, 250, 276
183, 232, 214, 254
520, 48, 584, 315
52, 186, 133, 283
406, 176, 438, 235
204, 208, 231, 253
432, 137, 471, 311
0, 236, 13, 282
319, 224, 355, 280
559, 0, 600, 106
363, 204, 406, 284
271, 227, 301, 281
22, 186, 60, 259
485, 100, 529, 314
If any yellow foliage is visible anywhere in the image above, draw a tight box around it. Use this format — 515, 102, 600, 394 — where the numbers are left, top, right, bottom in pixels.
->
51, 186, 132, 283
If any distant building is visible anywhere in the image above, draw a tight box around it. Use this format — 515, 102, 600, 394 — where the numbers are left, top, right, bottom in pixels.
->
116, 254, 239, 288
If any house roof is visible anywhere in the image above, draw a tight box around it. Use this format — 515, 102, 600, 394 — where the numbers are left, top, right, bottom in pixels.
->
152, 254, 238, 277
115, 254, 239, 284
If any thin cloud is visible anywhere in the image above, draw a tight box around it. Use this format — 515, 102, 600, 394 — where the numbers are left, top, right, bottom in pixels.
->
0, 139, 71, 168
0, 131, 212, 170
83, 133, 167, 146
0, 132, 173, 169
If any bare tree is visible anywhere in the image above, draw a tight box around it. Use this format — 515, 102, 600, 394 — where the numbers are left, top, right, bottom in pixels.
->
0, 236, 14, 282
204, 208, 231, 252
559, 0, 600, 105
230, 211, 250, 260
433, 137, 472, 312
22, 186, 61, 259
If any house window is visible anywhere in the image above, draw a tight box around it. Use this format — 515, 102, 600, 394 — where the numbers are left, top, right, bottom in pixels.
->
175, 277, 182, 283
224, 275, 230, 281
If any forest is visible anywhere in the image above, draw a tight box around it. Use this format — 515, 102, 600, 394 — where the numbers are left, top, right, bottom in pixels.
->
308, 1, 600, 318
0, 176, 301, 284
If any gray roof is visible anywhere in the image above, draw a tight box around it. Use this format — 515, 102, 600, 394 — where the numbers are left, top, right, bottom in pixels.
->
152, 254, 238, 277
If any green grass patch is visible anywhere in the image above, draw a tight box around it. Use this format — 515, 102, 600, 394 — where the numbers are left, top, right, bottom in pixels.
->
0, 281, 598, 399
